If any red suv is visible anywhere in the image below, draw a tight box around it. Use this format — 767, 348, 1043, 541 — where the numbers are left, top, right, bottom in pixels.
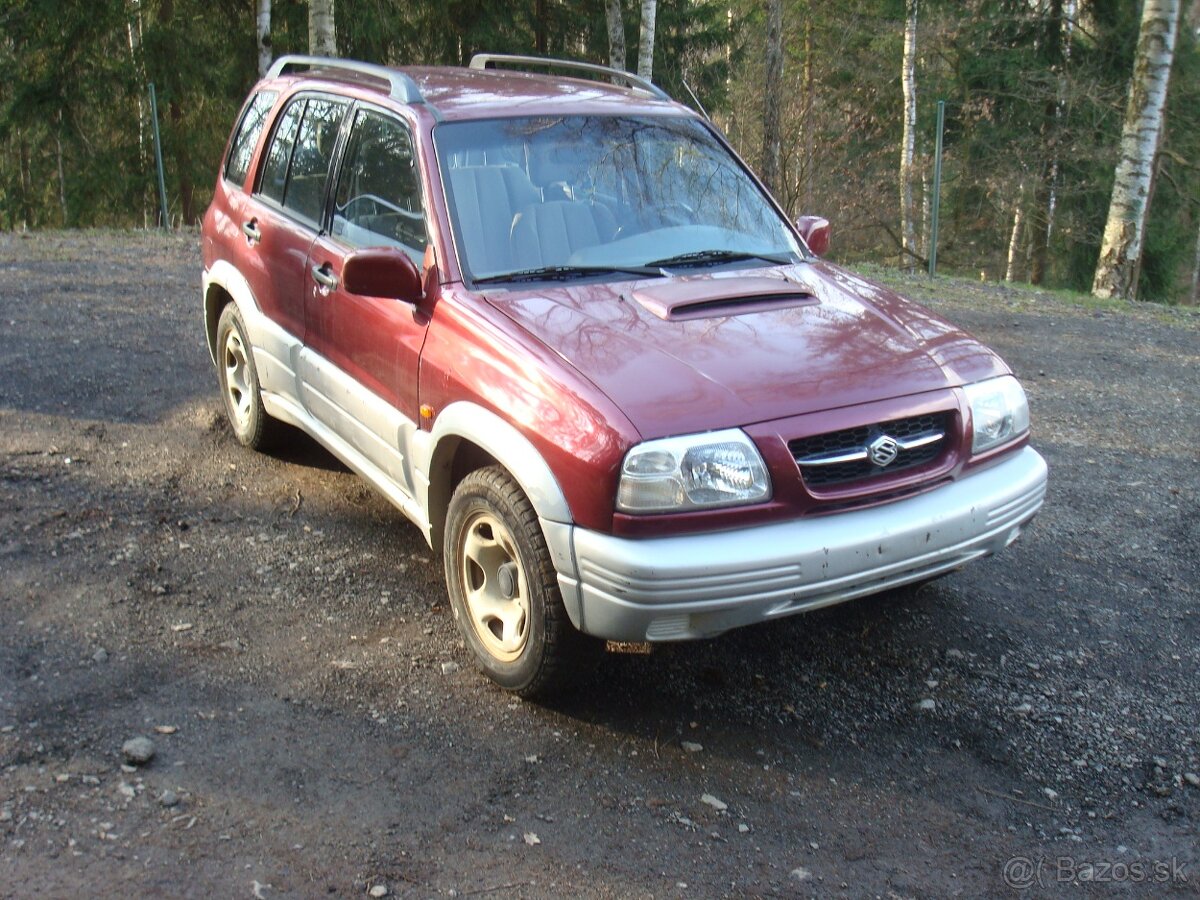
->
202, 54, 1047, 696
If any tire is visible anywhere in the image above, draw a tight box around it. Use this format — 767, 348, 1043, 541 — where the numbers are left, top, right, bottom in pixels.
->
444, 465, 594, 698
215, 304, 282, 450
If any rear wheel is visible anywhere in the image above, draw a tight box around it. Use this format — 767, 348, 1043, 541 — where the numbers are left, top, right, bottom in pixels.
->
215, 304, 282, 450
444, 466, 593, 697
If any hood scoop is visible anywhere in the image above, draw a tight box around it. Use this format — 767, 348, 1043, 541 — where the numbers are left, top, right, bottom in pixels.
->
630, 274, 817, 320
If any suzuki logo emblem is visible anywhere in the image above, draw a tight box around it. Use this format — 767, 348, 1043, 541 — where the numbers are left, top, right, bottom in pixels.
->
867, 435, 900, 467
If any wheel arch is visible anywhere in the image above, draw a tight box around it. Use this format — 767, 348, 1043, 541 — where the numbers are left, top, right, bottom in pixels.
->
418, 402, 573, 552
203, 260, 260, 365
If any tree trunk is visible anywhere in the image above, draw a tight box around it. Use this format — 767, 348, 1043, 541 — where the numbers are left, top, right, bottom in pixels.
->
1092, 0, 1181, 300
1043, 1, 1077, 275
760, 0, 783, 198
1190, 218, 1200, 304
1030, 195, 1052, 282
637, 0, 657, 81
899, 0, 918, 269
535, 0, 547, 55
1006, 185, 1025, 282
169, 97, 193, 225
126, 0, 149, 226
1029, 0, 1064, 286
606, 0, 626, 71
154, 0, 188, 225
257, 0, 272, 77
18, 131, 34, 228
800, 14, 814, 212
308, 0, 336, 57
921, 160, 931, 259
55, 116, 67, 226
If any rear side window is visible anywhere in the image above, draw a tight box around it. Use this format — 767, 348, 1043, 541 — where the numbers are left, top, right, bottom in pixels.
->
224, 91, 277, 188
258, 99, 304, 206
256, 96, 347, 224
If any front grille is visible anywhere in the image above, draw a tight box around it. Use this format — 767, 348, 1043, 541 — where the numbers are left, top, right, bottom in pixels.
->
790, 412, 952, 488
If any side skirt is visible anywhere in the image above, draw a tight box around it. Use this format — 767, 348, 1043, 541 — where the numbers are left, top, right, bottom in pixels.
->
261, 390, 434, 547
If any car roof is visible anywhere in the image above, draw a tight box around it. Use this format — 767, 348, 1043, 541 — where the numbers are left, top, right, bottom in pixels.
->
407, 66, 687, 120
269, 62, 692, 123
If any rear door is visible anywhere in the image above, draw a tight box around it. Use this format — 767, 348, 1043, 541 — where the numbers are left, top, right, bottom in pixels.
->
299, 104, 431, 494
240, 93, 348, 398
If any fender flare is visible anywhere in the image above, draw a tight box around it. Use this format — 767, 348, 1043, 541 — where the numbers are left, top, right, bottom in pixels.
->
202, 260, 261, 364
415, 401, 573, 526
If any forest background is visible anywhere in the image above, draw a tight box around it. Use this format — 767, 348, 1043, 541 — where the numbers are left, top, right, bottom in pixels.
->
1, 0, 1198, 303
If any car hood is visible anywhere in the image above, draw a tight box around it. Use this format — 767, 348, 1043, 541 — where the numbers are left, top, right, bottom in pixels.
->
484, 262, 1008, 439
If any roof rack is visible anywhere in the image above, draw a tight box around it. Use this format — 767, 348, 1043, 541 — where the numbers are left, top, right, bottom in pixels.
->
469, 53, 673, 103
267, 55, 426, 106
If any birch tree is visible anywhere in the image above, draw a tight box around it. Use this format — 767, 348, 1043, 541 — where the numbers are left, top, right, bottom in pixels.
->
606, 0, 626, 72
1092, 0, 1181, 300
126, 0, 148, 225
899, 0, 917, 268
309, 0, 336, 57
637, 0, 657, 81
1005, 184, 1025, 283
760, 0, 783, 197
257, 0, 271, 77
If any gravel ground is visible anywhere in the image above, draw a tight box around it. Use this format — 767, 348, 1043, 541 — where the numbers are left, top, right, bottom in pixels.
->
0, 230, 1197, 898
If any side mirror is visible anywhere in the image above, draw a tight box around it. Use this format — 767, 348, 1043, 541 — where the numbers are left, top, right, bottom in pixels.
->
341, 248, 424, 302
796, 216, 831, 257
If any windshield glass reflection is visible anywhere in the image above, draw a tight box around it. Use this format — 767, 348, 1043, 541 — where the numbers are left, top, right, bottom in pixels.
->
435, 115, 803, 283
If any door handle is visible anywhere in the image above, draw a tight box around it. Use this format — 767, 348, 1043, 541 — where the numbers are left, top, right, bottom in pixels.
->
311, 263, 339, 291
241, 219, 261, 243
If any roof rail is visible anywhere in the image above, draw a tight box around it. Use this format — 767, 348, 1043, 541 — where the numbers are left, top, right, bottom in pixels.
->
267, 55, 426, 106
469, 53, 673, 103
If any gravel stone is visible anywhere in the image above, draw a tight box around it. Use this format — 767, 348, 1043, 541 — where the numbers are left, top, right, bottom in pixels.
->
701, 793, 728, 811
121, 736, 155, 765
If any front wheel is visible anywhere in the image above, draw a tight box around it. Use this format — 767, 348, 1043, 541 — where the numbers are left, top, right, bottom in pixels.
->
444, 466, 593, 698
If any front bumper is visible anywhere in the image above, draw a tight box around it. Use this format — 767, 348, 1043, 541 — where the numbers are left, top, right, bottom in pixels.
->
552, 446, 1047, 641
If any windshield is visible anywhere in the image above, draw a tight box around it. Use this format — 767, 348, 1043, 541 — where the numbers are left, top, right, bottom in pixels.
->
435, 115, 804, 284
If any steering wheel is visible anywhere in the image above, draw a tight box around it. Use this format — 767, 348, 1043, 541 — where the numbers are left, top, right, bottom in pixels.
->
339, 193, 404, 222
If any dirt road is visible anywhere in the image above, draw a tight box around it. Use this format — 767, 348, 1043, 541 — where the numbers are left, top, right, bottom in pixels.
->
1, 231, 1197, 897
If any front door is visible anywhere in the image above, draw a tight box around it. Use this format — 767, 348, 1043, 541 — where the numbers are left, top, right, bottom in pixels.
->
300, 105, 432, 494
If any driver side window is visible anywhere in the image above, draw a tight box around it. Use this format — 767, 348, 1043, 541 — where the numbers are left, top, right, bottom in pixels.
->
332, 109, 428, 264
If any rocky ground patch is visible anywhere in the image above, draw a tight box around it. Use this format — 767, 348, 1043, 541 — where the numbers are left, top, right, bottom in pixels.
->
1, 231, 1197, 897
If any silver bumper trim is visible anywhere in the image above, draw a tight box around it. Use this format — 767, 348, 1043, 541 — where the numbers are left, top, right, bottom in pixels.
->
560, 446, 1047, 641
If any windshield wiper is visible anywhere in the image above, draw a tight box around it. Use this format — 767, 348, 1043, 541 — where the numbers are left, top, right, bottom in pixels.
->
474, 264, 663, 285
645, 249, 797, 269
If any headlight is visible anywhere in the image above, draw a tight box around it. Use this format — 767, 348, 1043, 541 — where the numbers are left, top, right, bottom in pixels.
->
963, 375, 1030, 455
617, 429, 771, 513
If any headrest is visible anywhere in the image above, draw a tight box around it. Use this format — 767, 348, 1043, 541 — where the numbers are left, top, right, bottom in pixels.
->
528, 142, 578, 187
